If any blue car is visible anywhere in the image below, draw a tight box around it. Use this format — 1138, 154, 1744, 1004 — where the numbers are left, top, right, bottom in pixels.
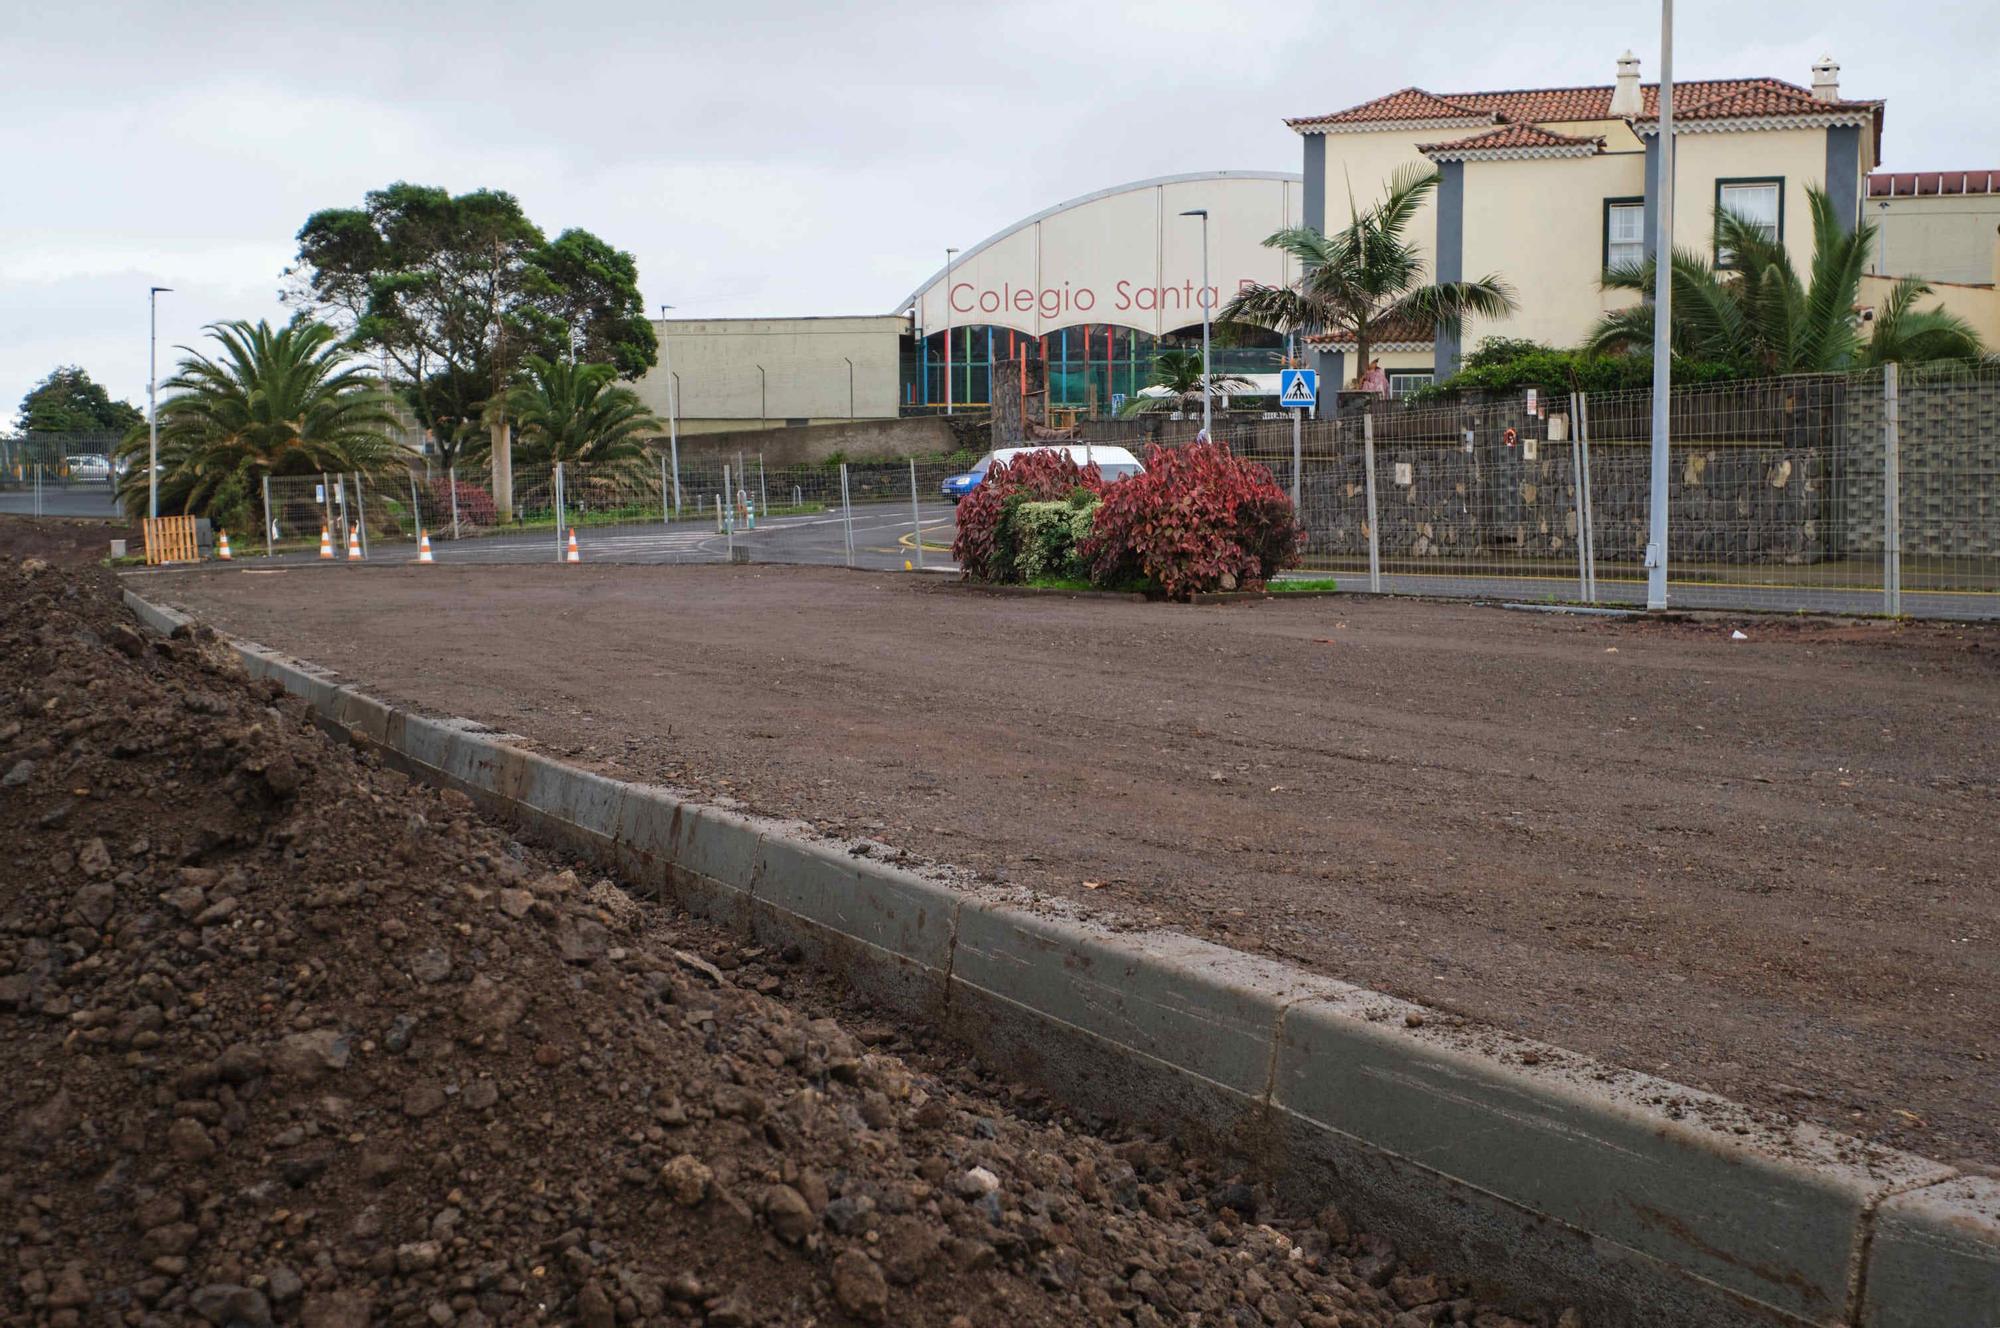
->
941, 445, 1144, 504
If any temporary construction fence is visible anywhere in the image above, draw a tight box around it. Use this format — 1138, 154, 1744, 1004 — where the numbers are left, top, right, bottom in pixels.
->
254, 454, 967, 572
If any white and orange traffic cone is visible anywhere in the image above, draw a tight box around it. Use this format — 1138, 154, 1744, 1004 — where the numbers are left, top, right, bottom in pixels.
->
417, 531, 435, 563
566, 527, 581, 563
319, 527, 334, 560
347, 525, 363, 561
216, 530, 232, 561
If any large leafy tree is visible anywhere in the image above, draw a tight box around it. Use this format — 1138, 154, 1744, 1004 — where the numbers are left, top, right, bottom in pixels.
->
1116, 348, 1251, 416
285, 183, 657, 467
498, 356, 662, 470
17, 366, 143, 434
113, 319, 411, 531
1220, 164, 1518, 384
1587, 187, 1984, 372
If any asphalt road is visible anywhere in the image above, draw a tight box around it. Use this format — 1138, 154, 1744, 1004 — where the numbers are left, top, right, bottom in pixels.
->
0, 486, 121, 517
263, 502, 961, 572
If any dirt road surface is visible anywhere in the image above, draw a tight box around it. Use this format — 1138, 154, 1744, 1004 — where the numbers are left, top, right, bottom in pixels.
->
147, 562, 2000, 1167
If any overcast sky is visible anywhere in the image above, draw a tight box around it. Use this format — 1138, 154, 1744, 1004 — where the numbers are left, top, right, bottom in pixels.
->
4, 0, 1993, 424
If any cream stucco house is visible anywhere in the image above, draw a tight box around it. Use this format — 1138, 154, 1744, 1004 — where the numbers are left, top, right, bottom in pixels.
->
1289, 54, 1884, 391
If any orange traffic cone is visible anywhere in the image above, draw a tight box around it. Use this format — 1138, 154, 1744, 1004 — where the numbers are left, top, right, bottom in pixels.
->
417, 531, 435, 564
347, 525, 363, 561
566, 528, 581, 563
319, 527, 334, 560
216, 530, 232, 561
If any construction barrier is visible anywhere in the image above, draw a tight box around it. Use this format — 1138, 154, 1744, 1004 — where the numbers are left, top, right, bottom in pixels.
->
141, 516, 200, 567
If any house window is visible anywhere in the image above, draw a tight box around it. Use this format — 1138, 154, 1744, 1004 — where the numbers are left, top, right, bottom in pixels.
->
1715, 178, 1782, 264
1387, 371, 1433, 398
1604, 199, 1645, 271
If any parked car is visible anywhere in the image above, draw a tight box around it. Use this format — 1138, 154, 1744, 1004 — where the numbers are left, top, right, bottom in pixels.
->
940, 444, 1144, 504
64, 454, 112, 482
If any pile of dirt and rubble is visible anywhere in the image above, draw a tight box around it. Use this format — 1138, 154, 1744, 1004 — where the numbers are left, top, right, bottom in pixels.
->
0, 555, 1552, 1326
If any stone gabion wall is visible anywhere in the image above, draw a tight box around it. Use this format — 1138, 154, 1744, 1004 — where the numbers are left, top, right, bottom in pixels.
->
1297, 436, 1830, 566
1297, 381, 1848, 566
1841, 372, 2000, 559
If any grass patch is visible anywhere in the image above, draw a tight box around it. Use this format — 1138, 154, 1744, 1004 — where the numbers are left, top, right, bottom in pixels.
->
1269, 578, 1340, 594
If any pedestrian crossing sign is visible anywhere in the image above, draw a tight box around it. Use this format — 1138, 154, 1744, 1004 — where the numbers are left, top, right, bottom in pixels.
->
1279, 368, 1317, 407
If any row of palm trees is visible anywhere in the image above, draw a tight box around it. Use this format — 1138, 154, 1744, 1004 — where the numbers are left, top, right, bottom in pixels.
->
114, 320, 663, 523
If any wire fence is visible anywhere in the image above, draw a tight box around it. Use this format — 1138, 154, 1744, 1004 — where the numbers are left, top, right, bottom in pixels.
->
70, 361, 2000, 618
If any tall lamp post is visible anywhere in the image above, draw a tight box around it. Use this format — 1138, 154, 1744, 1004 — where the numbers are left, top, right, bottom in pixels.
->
147, 286, 172, 519
943, 247, 958, 416
1179, 210, 1212, 439
659, 304, 680, 514
1645, 1, 1675, 609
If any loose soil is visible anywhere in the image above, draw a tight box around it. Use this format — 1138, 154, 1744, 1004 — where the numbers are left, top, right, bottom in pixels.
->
141, 563, 2000, 1171
1, 540, 1541, 1326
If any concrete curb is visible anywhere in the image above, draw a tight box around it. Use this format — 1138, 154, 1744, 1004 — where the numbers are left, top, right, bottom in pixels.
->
124, 587, 1998, 1328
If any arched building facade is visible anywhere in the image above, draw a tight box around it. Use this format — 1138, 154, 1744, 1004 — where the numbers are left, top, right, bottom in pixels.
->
898, 172, 1304, 412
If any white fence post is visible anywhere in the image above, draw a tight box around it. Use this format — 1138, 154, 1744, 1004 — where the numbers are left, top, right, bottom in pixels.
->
554, 461, 565, 563
723, 463, 734, 561
1578, 394, 1599, 602
448, 466, 461, 541
1290, 409, 1302, 510
408, 472, 424, 541
908, 457, 925, 570
353, 474, 369, 558
1362, 411, 1382, 594
262, 474, 273, 558
1883, 362, 1902, 617
661, 456, 671, 526
1569, 392, 1588, 603
839, 463, 855, 567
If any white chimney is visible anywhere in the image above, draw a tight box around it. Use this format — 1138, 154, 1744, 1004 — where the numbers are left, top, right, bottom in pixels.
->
1610, 50, 1642, 117
1811, 54, 1840, 102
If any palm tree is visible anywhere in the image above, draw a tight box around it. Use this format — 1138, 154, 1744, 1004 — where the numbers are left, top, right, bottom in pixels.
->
1116, 348, 1252, 416
1219, 164, 1518, 385
500, 356, 662, 470
115, 318, 409, 525
1586, 187, 1983, 373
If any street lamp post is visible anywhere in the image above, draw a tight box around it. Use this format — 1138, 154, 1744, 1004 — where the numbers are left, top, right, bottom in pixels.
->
1645, 1, 1675, 609
844, 356, 855, 418
757, 365, 767, 427
148, 286, 172, 519
659, 304, 680, 514
1179, 210, 1212, 439
943, 247, 958, 416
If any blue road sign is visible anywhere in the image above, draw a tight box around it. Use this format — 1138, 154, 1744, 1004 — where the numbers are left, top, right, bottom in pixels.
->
1279, 368, 1318, 408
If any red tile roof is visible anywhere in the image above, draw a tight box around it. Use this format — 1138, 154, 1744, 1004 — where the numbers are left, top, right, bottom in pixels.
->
1286, 87, 1499, 128
1417, 123, 1603, 157
1869, 170, 2000, 197
1289, 76, 1879, 135
1305, 315, 1434, 348
1635, 80, 1872, 123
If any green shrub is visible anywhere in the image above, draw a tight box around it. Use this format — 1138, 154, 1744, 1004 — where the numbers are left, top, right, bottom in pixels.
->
1406, 337, 1741, 402
1011, 498, 1099, 583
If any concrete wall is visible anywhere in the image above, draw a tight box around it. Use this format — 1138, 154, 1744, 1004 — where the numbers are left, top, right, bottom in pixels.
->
667, 414, 983, 467
1873, 193, 2000, 286
1859, 273, 2000, 345
1319, 129, 1444, 268
631, 316, 905, 426
1459, 151, 1647, 351
1671, 127, 1836, 265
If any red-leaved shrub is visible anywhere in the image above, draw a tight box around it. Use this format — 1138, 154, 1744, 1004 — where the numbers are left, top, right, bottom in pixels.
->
424, 477, 498, 535
1081, 442, 1303, 598
953, 450, 1101, 582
